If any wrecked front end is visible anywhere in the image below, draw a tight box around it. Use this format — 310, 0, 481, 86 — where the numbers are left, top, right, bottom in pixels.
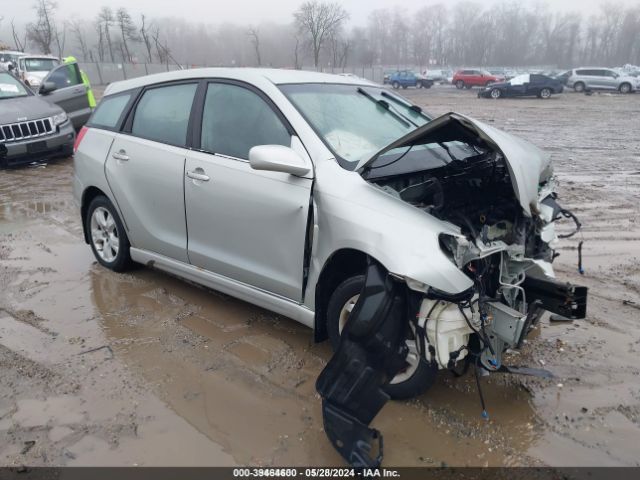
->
317, 112, 588, 467
360, 112, 587, 373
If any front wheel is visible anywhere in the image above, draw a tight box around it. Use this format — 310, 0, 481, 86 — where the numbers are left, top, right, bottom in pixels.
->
392, 81, 400, 89
573, 81, 585, 92
455, 80, 464, 89
86, 195, 133, 272
326, 275, 438, 400
490, 88, 502, 99
619, 82, 631, 94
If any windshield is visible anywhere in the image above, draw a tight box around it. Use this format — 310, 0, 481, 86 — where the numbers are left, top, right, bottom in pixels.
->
0, 53, 21, 64
280, 83, 431, 170
0, 72, 30, 99
23, 58, 59, 72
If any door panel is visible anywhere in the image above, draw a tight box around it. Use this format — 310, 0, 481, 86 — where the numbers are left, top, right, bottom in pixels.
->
41, 64, 91, 129
105, 134, 189, 262
185, 151, 312, 301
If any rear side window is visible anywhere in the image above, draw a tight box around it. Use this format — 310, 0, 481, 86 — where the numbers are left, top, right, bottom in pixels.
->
132, 83, 197, 147
89, 93, 131, 129
200, 83, 290, 160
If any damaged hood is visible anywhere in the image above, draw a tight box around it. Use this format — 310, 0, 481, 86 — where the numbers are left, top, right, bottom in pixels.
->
356, 112, 552, 216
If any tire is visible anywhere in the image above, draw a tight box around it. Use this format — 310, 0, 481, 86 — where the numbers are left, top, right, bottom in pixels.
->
619, 82, 631, 94
455, 80, 464, 89
539, 87, 552, 99
490, 88, 502, 99
86, 195, 133, 272
326, 275, 438, 400
392, 81, 400, 89
416, 81, 423, 89
573, 81, 585, 92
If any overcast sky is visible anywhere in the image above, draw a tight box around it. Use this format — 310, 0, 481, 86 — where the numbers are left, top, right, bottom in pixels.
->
2, 0, 638, 26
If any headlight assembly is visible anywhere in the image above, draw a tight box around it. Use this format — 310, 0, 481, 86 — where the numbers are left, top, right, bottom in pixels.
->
53, 112, 68, 126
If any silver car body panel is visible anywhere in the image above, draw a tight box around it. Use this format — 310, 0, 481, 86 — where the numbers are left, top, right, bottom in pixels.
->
76, 68, 558, 328
184, 143, 313, 301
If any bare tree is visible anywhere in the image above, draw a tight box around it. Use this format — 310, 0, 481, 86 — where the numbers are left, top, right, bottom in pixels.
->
53, 20, 66, 58
69, 19, 89, 61
293, 1, 349, 68
248, 26, 261, 66
293, 33, 301, 69
26, 0, 57, 55
11, 20, 28, 52
140, 14, 154, 63
97, 6, 115, 62
116, 8, 138, 62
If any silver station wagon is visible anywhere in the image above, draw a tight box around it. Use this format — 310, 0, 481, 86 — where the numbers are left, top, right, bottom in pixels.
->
74, 69, 587, 409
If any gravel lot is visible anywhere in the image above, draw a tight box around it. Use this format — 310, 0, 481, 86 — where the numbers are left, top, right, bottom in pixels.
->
1, 84, 639, 467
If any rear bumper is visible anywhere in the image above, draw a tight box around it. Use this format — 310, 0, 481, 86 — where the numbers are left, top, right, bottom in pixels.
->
0, 122, 75, 167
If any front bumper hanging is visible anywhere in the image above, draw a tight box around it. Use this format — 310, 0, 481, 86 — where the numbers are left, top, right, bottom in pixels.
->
315, 259, 409, 468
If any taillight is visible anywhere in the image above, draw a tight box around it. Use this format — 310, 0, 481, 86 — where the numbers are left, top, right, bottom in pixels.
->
74, 126, 88, 153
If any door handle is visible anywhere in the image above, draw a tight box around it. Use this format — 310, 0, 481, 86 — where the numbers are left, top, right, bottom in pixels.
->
186, 170, 210, 182
112, 150, 129, 161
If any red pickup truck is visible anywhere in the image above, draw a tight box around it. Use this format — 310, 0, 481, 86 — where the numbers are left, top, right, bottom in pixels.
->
453, 69, 504, 89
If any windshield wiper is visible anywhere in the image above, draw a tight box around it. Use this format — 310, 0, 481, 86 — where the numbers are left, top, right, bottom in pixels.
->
356, 88, 417, 128
380, 91, 424, 116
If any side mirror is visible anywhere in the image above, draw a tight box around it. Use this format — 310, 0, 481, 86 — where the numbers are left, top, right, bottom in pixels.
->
249, 145, 311, 177
39, 81, 57, 95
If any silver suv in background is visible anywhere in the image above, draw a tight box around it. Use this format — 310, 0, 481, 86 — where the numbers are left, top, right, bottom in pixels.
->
567, 67, 639, 93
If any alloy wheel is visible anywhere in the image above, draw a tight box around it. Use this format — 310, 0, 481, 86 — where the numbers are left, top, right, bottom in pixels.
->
90, 207, 120, 262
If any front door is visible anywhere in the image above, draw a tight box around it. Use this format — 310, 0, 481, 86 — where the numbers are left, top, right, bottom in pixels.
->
105, 82, 199, 263
40, 63, 91, 129
184, 81, 313, 301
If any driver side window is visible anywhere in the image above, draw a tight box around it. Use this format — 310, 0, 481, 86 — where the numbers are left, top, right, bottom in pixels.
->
46, 64, 83, 89
200, 83, 291, 160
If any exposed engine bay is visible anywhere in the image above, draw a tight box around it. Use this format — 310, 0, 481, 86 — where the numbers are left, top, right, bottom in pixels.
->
317, 114, 588, 468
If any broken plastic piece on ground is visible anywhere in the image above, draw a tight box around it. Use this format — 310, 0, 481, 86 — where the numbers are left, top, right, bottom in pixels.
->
316, 258, 409, 468
549, 314, 573, 322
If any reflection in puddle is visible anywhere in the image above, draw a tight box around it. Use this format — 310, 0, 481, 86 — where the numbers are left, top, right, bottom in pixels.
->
90, 265, 541, 466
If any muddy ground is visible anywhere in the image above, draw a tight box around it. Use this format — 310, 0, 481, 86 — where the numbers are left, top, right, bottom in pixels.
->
0, 85, 639, 467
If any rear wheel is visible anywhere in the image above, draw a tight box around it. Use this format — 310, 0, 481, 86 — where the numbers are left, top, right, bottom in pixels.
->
619, 82, 631, 94
326, 275, 438, 400
455, 80, 465, 89
86, 195, 133, 272
539, 87, 552, 99
573, 81, 585, 92
392, 81, 400, 89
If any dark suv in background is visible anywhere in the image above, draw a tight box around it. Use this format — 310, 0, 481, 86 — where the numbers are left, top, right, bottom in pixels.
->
0, 69, 79, 167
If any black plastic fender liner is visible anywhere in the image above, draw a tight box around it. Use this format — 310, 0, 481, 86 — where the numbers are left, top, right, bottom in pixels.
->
316, 258, 410, 467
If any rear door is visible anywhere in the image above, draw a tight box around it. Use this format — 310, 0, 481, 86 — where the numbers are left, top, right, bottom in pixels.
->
40, 63, 91, 129
184, 80, 313, 301
105, 81, 199, 263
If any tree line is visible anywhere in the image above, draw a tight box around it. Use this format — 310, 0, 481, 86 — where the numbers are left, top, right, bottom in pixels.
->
1, 0, 639, 69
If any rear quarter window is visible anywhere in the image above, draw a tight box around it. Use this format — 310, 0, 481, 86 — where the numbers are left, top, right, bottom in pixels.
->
88, 93, 132, 129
